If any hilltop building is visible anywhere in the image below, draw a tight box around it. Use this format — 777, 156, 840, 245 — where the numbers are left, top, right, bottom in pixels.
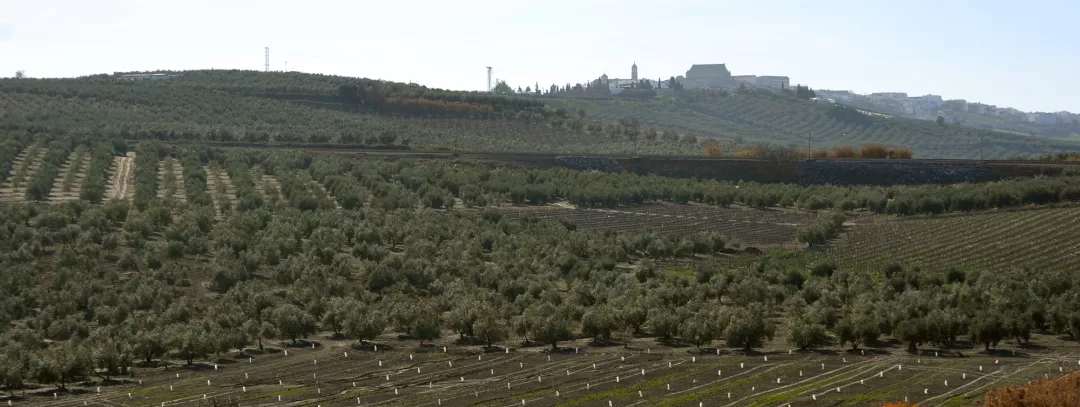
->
594, 62, 790, 94
681, 64, 789, 91
598, 62, 654, 95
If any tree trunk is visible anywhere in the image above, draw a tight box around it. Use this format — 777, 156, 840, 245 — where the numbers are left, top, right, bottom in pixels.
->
551, 341, 558, 351
907, 341, 918, 353
984, 342, 991, 351
258, 336, 264, 351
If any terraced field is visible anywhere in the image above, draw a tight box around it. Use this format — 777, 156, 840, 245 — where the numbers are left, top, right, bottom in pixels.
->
253, 166, 283, 206
157, 156, 187, 203
826, 206, 1080, 272
0, 145, 45, 203
500, 204, 815, 248
23, 338, 1078, 407
49, 148, 91, 202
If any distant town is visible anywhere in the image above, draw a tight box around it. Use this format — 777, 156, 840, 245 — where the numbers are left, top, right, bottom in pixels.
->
592, 61, 1078, 135
813, 89, 1080, 129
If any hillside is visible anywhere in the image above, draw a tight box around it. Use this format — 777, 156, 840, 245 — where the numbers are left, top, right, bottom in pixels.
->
546, 89, 1080, 159
0, 72, 702, 155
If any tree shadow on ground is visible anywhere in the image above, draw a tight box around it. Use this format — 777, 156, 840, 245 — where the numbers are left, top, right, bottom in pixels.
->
350, 341, 393, 352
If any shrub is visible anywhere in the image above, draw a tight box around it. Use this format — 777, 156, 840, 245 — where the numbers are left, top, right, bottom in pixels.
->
859, 143, 890, 159
888, 147, 914, 159
833, 145, 858, 158
983, 370, 1079, 407
797, 211, 846, 247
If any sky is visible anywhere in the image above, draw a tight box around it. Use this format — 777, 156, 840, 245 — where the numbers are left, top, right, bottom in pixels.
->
2, 0, 1078, 113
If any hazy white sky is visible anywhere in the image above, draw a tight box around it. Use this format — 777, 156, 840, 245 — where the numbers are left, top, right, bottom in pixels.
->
3, 0, 1078, 112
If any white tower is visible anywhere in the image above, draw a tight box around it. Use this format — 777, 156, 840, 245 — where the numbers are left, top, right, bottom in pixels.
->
486, 67, 493, 92
264, 47, 270, 72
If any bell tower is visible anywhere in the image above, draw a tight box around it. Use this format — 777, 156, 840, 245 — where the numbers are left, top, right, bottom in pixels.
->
631, 61, 638, 81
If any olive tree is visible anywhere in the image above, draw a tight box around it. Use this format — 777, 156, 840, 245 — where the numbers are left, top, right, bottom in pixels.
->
270, 303, 317, 344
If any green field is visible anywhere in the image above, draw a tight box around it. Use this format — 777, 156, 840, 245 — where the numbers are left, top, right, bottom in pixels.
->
545, 93, 1080, 159
2, 71, 1080, 407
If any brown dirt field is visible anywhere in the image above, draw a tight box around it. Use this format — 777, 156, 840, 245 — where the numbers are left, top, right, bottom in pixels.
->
14, 334, 1079, 407
105, 152, 135, 201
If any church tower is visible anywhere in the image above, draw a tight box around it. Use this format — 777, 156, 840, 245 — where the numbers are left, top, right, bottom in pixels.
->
631, 61, 638, 81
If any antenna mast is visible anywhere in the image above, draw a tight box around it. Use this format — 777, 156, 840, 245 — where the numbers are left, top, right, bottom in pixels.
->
264, 47, 270, 72
486, 67, 493, 92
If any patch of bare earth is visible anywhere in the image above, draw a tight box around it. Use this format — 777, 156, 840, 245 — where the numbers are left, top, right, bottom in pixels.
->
104, 152, 135, 201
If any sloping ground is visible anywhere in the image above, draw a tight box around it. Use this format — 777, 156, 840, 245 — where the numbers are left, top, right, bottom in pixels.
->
826, 206, 1080, 273
49, 150, 90, 202
0, 146, 45, 203
104, 152, 135, 201
548, 95, 1080, 159
156, 156, 186, 203
500, 203, 815, 247
205, 165, 237, 220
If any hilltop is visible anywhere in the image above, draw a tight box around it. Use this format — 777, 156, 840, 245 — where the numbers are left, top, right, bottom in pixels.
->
4, 69, 1080, 158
